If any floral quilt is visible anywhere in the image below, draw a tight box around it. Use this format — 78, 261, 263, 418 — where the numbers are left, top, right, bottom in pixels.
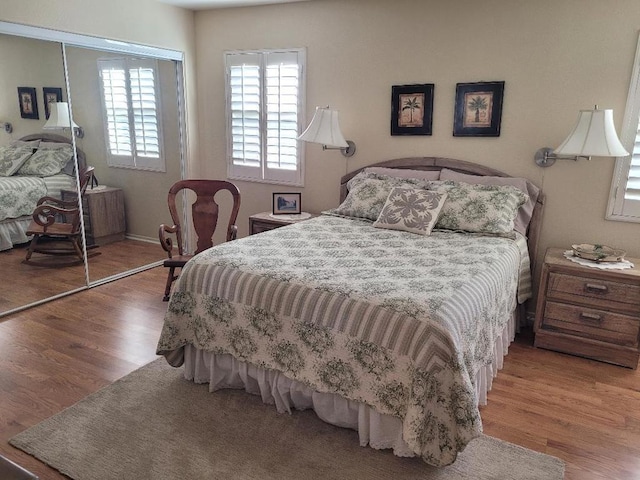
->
0, 176, 47, 222
157, 215, 529, 466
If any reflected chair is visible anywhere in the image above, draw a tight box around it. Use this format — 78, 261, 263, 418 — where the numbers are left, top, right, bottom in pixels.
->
159, 179, 241, 301
24, 166, 95, 266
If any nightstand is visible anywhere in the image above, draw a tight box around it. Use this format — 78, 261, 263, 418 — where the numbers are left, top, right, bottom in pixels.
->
62, 186, 126, 246
534, 247, 640, 368
249, 211, 318, 235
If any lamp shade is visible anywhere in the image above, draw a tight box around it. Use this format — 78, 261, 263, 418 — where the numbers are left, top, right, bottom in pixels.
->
553, 108, 629, 157
43, 102, 79, 130
298, 107, 349, 148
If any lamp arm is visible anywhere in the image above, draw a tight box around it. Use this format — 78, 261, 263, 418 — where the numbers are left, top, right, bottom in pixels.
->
534, 147, 591, 167
321, 140, 356, 157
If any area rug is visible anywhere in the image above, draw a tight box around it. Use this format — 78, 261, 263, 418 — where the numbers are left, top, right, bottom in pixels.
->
10, 359, 565, 480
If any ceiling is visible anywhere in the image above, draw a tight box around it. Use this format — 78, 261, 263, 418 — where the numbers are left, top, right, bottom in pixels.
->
157, 0, 310, 10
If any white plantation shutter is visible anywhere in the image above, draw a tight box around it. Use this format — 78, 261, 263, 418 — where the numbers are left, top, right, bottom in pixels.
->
98, 57, 165, 171
608, 34, 640, 222
225, 49, 305, 186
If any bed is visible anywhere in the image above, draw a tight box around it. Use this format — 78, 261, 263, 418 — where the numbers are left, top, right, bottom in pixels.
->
156, 157, 544, 467
0, 134, 85, 251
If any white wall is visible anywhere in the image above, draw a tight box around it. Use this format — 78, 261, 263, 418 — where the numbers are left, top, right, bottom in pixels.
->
194, 0, 640, 274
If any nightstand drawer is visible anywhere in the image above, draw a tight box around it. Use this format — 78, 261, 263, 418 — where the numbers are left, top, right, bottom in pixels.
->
547, 272, 640, 314
543, 301, 640, 347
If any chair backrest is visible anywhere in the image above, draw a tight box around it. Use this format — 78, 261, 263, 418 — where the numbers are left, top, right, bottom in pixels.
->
72, 166, 95, 232
166, 179, 241, 255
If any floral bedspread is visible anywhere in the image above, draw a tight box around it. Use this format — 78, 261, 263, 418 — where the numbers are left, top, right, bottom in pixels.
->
0, 176, 47, 222
157, 215, 529, 466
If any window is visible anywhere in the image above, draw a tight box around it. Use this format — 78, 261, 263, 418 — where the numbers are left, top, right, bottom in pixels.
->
225, 48, 305, 186
608, 34, 640, 222
98, 57, 165, 171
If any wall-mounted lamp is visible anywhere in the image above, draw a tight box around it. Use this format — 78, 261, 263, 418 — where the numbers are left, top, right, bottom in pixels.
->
535, 106, 629, 167
43, 102, 84, 139
298, 106, 356, 157
1, 122, 12, 133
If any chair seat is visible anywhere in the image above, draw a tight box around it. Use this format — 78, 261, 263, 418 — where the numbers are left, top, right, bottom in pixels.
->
26, 220, 76, 236
163, 254, 193, 268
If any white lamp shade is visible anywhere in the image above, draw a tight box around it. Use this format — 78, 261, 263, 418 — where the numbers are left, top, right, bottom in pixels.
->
298, 107, 349, 148
43, 102, 79, 130
553, 108, 629, 157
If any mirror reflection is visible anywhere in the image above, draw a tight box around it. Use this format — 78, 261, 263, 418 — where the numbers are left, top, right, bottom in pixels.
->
0, 23, 185, 318
65, 45, 182, 286
0, 33, 87, 313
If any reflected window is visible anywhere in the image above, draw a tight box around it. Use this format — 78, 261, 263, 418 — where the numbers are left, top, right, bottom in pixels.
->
98, 57, 165, 172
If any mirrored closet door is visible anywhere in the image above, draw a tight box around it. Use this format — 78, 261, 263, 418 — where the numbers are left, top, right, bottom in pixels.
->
0, 21, 186, 317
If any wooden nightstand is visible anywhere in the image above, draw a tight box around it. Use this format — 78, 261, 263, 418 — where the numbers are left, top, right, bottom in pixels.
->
62, 186, 126, 246
249, 211, 318, 235
534, 247, 640, 368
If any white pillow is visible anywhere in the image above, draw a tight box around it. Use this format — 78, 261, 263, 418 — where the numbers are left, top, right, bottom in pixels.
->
374, 187, 447, 235
0, 144, 35, 176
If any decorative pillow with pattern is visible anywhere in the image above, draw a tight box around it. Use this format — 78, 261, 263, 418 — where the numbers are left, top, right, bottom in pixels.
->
17, 142, 74, 176
324, 171, 432, 221
0, 144, 36, 177
429, 180, 529, 235
373, 187, 447, 235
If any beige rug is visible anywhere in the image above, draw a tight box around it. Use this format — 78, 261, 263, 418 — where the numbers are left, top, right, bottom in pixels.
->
10, 359, 564, 480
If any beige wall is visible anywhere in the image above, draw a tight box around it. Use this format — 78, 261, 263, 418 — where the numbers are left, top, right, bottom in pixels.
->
0, 34, 66, 143
194, 0, 640, 274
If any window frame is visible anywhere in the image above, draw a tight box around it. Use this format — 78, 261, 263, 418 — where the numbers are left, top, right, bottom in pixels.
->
607, 33, 640, 223
224, 48, 306, 187
97, 56, 166, 172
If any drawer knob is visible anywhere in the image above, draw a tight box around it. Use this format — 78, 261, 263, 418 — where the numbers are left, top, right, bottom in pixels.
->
579, 312, 603, 323
584, 283, 608, 294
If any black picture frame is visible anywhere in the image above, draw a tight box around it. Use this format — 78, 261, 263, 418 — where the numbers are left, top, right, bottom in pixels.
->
453, 81, 505, 137
272, 192, 302, 215
17, 87, 39, 120
43, 87, 63, 119
391, 84, 434, 136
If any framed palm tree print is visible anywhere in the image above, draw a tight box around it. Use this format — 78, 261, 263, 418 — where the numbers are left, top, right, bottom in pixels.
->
453, 81, 504, 136
391, 84, 434, 136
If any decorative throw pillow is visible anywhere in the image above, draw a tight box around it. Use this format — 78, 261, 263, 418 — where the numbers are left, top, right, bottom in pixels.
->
373, 187, 447, 235
429, 180, 529, 235
324, 171, 432, 221
17, 142, 74, 176
439, 168, 540, 236
0, 145, 36, 176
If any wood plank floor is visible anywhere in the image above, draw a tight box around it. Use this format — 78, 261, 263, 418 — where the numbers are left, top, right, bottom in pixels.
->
0, 269, 638, 479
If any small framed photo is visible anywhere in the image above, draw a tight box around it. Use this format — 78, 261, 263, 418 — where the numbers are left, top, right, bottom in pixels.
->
453, 81, 505, 137
43, 87, 63, 119
272, 192, 302, 215
391, 84, 434, 136
17, 87, 39, 120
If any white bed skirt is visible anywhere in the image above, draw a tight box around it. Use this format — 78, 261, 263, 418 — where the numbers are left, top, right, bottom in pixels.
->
0, 217, 30, 251
182, 311, 517, 458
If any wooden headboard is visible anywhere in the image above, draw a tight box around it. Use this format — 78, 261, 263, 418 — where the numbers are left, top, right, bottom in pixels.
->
18, 133, 87, 172
339, 156, 545, 271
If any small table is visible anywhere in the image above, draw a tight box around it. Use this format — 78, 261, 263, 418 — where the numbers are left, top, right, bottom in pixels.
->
249, 211, 318, 235
61, 186, 126, 246
534, 247, 640, 368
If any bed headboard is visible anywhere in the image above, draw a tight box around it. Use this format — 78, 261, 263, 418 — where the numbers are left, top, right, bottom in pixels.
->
18, 133, 87, 172
339, 156, 545, 272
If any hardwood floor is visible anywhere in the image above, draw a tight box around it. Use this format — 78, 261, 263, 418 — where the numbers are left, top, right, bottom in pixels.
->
0, 271, 638, 479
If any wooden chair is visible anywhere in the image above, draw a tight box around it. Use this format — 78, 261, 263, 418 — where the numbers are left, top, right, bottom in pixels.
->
24, 166, 95, 266
159, 179, 241, 301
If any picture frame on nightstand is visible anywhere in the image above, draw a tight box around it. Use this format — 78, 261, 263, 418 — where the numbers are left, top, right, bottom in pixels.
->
272, 192, 301, 215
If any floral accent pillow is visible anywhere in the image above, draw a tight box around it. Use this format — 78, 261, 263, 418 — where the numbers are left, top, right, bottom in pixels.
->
429, 180, 529, 235
324, 171, 432, 221
373, 187, 447, 235
0, 144, 35, 176
17, 142, 74, 177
